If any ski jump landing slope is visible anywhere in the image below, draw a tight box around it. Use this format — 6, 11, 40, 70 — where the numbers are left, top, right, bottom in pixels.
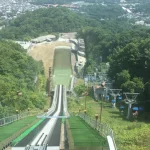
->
52, 46, 72, 89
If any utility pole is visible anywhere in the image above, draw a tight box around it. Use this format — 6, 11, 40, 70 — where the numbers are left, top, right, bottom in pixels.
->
124, 92, 139, 119
104, 82, 112, 100
99, 87, 105, 123
48, 67, 52, 96
49, 67, 52, 78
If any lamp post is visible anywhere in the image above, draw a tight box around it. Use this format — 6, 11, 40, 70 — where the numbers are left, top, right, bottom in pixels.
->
99, 98, 103, 123
99, 87, 106, 123
84, 109, 87, 119
82, 92, 88, 110
95, 114, 98, 128
49, 67, 52, 77
78, 109, 81, 115
85, 98, 86, 110
28, 108, 30, 115
16, 110, 19, 120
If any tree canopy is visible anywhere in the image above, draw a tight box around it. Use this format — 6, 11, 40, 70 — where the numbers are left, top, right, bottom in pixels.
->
79, 4, 126, 20
0, 7, 100, 40
0, 40, 46, 118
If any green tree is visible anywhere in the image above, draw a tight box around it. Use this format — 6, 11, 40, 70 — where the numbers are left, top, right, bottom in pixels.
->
116, 70, 130, 87
74, 84, 87, 96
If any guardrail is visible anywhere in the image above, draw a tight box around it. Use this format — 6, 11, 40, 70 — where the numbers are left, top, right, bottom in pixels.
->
0, 110, 42, 127
63, 86, 70, 117
70, 76, 76, 92
25, 145, 47, 150
0, 112, 29, 127
78, 112, 117, 150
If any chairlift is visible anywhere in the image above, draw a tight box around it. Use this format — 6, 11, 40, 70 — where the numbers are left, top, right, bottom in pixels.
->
112, 99, 116, 103
118, 96, 122, 100
120, 106, 125, 109
132, 107, 138, 111
139, 106, 144, 111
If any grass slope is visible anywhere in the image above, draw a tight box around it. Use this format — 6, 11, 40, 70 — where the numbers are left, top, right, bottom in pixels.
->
0, 116, 37, 142
12, 118, 44, 146
53, 48, 72, 88
68, 95, 150, 150
68, 116, 107, 147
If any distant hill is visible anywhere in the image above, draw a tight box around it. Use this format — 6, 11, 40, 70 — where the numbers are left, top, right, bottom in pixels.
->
0, 7, 100, 40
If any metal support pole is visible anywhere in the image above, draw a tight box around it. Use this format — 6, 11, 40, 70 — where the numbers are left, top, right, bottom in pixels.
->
100, 97, 103, 123
127, 103, 132, 119
85, 98, 86, 110
95, 114, 98, 129
84, 110, 87, 120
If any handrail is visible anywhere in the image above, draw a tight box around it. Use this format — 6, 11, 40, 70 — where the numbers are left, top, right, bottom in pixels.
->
70, 76, 75, 92
0, 111, 37, 127
107, 135, 115, 150
63, 86, 70, 117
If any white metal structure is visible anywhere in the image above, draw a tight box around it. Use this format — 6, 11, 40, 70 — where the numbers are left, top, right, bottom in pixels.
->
109, 89, 122, 107
124, 92, 139, 119
107, 136, 115, 150
63, 86, 70, 118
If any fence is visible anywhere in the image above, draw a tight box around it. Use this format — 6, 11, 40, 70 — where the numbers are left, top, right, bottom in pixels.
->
0, 119, 38, 150
78, 112, 117, 150
0, 111, 41, 127
0, 112, 29, 127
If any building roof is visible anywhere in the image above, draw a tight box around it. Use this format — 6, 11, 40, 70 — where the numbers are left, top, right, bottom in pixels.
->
31, 35, 56, 42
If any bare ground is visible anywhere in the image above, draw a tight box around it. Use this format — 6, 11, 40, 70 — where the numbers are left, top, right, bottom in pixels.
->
28, 41, 71, 77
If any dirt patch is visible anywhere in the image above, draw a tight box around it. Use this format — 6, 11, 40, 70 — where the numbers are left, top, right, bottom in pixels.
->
28, 41, 71, 77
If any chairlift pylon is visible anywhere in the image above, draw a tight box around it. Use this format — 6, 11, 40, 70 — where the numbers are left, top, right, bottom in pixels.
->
123, 92, 139, 119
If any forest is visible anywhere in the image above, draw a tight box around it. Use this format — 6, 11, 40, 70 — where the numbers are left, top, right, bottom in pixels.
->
77, 5, 150, 103
0, 4, 150, 115
0, 41, 46, 118
79, 4, 126, 20
0, 7, 100, 40
0, 3, 150, 149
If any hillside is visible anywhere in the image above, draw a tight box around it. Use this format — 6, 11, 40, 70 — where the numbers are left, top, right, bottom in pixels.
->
0, 40, 46, 118
0, 7, 100, 40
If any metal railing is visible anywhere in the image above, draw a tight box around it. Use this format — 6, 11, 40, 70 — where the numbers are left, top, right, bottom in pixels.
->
63, 86, 70, 117
78, 112, 117, 150
70, 76, 76, 92
25, 145, 48, 150
0, 112, 29, 127
0, 110, 42, 127
0, 111, 42, 150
